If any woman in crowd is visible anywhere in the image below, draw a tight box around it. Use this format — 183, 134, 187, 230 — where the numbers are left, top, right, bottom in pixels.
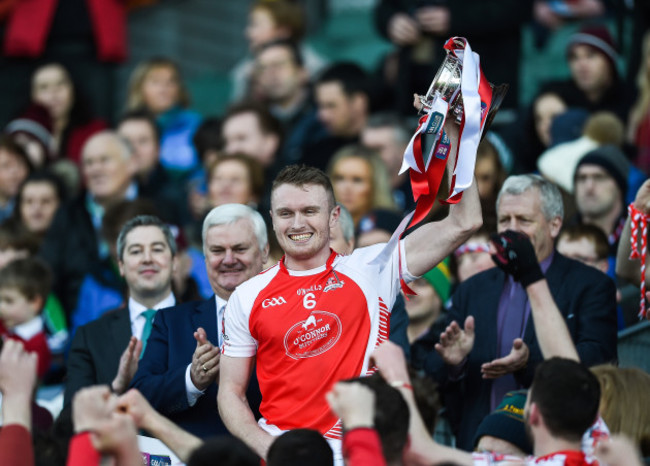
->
327, 144, 397, 227
30, 63, 107, 164
206, 153, 265, 210
0, 135, 32, 223
126, 57, 202, 178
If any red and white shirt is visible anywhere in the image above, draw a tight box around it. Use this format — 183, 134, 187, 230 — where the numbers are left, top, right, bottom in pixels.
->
223, 243, 413, 439
471, 450, 598, 465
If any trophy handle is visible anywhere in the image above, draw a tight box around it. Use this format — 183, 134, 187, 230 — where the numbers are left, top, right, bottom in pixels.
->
480, 83, 509, 140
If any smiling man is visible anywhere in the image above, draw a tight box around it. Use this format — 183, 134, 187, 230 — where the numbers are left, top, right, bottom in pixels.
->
65, 215, 177, 407
219, 157, 482, 464
130, 204, 267, 438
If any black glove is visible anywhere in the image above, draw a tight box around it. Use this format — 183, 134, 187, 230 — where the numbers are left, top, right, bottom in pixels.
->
490, 230, 544, 287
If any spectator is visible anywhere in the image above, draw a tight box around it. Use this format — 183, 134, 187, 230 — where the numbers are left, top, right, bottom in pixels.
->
5, 103, 53, 168
0, 258, 52, 377
361, 113, 415, 212
13, 171, 65, 240
302, 63, 370, 171
328, 145, 397, 227
126, 57, 202, 177
64, 215, 178, 415
627, 31, 650, 173
452, 228, 496, 283
30, 63, 107, 164
406, 258, 451, 343
546, 25, 634, 123
0, 135, 32, 223
131, 204, 266, 438
39, 131, 137, 315
117, 109, 189, 227
254, 39, 328, 167
356, 208, 403, 249
475, 138, 508, 232
207, 154, 265, 210
413, 175, 617, 451
231, 0, 326, 102
556, 224, 609, 274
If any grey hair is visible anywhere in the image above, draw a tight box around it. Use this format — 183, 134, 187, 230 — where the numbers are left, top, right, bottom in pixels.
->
83, 130, 133, 161
117, 215, 177, 261
337, 203, 355, 243
365, 112, 412, 145
201, 203, 268, 253
497, 174, 564, 220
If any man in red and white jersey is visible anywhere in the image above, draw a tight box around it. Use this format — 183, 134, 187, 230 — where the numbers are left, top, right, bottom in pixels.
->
218, 155, 482, 462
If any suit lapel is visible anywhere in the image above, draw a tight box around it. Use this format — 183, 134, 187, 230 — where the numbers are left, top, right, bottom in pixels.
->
108, 308, 132, 359
191, 297, 219, 344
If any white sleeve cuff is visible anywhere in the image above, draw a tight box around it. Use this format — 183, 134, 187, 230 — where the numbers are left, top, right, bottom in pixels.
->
184, 364, 205, 406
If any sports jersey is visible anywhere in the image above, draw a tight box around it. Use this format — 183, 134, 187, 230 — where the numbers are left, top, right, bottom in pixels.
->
223, 242, 413, 439
472, 450, 598, 465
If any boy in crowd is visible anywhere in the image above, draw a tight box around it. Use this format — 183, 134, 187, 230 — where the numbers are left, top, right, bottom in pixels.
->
0, 258, 52, 378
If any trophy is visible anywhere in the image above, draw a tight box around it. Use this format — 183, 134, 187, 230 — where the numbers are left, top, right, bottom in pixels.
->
418, 37, 509, 138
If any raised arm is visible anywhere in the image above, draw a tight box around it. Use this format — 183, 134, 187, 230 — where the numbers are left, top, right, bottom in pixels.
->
218, 355, 273, 459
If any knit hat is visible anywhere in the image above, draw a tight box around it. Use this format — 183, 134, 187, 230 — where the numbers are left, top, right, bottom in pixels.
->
358, 209, 403, 235
567, 25, 619, 75
422, 257, 451, 303
473, 390, 533, 455
5, 104, 53, 161
574, 145, 629, 196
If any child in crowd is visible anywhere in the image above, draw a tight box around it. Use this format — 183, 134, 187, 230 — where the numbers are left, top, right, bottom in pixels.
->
0, 258, 52, 378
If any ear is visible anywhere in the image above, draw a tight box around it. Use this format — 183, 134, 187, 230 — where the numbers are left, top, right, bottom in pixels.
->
30, 295, 44, 314
261, 242, 270, 264
118, 260, 126, 278
329, 204, 341, 228
171, 255, 179, 274
528, 402, 542, 427
549, 216, 562, 239
352, 92, 368, 114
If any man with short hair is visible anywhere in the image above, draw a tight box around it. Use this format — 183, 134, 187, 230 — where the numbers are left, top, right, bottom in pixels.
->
64, 215, 177, 406
117, 110, 189, 227
219, 154, 481, 462
557, 224, 609, 274
40, 131, 137, 313
573, 145, 629, 271
254, 39, 328, 167
301, 63, 369, 171
414, 174, 617, 451
131, 204, 267, 438
221, 101, 282, 171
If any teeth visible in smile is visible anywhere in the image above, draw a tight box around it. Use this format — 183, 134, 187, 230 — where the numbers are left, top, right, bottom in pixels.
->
290, 234, 311, 241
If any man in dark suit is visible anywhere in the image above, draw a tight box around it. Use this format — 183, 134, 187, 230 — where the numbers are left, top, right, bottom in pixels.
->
413, 174, 617, 451
130, 204, 268, 438
64, 215, 178, 406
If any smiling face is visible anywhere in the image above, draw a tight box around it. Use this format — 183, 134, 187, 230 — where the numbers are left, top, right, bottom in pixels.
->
203, 219, 268, 299
82, 133, 135, 204
141, 65, 180, 114
497, 189, 562, 262
271, 183, 339, 270
118, 225, 175, 304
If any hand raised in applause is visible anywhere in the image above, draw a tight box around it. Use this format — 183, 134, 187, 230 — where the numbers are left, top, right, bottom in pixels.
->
435, 316, 475, 366
190, 327, 220, 391
111, 336, 142, 394
481, 338, 529, 379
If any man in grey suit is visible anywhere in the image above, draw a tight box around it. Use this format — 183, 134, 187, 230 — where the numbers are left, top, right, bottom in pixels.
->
64, 215, 177, 406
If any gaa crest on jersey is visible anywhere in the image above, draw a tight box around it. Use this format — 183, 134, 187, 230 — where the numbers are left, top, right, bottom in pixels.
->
323, 275, 344, 293
284, 311, 342, 359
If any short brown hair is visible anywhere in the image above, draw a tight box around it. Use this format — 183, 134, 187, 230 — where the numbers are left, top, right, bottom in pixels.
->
223, 101, 283, 140
558, 224, 609, 260
0, 257, 52, 304
207, 153, 266, 202
272, 164, 335, 211
0, 220, 40, 255
251, 0, 306, 41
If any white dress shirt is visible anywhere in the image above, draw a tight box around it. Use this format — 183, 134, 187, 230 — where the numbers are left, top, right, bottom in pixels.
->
128, 293, 176, 340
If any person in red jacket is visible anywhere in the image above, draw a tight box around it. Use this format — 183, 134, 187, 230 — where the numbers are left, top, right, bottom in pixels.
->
0, 258, 52, 378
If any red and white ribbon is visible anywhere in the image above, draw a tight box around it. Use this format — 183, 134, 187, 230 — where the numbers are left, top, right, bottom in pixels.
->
370, 37, 493, 295
628, 203, 649, 319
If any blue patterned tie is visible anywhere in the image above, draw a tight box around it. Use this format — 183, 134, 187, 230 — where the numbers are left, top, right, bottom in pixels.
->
140, 309, 157, 359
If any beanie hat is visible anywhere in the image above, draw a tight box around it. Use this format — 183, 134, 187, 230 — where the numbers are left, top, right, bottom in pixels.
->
358, 209, 403, 235
567, 25, 618, 75
5, 104, 53, 160
574, 145, 629, 196
422, 257, 451, 303
473, 390, 533, 455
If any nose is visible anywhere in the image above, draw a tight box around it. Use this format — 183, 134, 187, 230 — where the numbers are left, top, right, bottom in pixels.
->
142, 248, 154, 263
292, 212, 305, 229
222, 249, 237, 264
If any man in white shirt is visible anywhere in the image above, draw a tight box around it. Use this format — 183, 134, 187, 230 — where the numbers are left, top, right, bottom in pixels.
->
131, 204, 268, 438
65, 214, 178, 406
